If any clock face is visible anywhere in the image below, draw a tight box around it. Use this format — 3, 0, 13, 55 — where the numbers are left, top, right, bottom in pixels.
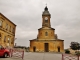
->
45, 17, 48, 20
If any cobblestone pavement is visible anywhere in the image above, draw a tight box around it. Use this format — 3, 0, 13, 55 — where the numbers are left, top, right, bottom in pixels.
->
0, 52, 62, 60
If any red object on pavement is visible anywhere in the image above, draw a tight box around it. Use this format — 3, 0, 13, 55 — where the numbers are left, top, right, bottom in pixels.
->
0, 45, 10, 58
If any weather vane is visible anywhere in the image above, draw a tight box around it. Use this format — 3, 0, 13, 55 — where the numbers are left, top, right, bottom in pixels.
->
46, 3, 47, 6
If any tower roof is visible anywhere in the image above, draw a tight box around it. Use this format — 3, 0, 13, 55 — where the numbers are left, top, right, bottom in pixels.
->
42, 6, 51, 16
44, 6, 48, 11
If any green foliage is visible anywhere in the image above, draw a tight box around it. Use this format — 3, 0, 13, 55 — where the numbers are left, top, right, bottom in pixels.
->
70, 42, 80, 50
65, 49, 70, 54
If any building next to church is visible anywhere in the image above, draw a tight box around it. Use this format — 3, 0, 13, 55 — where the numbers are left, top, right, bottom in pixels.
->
29, 6, 64, 52
0, 13, 16, 48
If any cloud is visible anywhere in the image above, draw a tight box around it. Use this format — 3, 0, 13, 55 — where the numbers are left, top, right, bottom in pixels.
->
0, 0, 80, 49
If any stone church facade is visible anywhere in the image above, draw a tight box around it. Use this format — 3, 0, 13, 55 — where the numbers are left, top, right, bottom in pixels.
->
29, 6, 64, 52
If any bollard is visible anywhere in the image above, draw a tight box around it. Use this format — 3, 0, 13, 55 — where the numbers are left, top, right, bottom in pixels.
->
62, 54, 64, 60
9, 49, 11, 57
78, 55, 79, 60
22, 51, 24, 59
11, 49, 13, 57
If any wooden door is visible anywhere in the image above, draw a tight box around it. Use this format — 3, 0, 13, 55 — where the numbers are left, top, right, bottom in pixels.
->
44, 43, 49, 52
33, 47, 36, 52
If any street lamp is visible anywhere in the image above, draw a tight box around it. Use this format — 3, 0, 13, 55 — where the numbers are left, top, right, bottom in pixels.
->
14, 38, 17, 47
14, 38, 17, 41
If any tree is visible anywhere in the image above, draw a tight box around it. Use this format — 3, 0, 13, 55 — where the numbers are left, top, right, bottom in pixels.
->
70, 42, 80, 50
65, 49, 70, 54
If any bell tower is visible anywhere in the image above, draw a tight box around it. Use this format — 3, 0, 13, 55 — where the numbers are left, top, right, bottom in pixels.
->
29, 6, 64, 52
42, 6, 51, 28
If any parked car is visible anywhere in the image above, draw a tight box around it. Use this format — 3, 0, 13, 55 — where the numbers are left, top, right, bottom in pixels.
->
0, 45, 10, 58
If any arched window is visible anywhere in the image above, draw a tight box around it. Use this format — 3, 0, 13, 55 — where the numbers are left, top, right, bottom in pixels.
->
8, 38, 10, 43
45, 32, 48, 36
11, 38, 14, 44
4, 36, 6, 42
0, 33, 1, 38
0, 20, 2, 27
9, 26, 11, 32
12, 28, 14, 33
6, 24, 8, 30
11, 40, 13, 44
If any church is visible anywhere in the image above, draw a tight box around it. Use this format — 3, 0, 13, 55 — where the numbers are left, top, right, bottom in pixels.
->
29, 6, 64, 52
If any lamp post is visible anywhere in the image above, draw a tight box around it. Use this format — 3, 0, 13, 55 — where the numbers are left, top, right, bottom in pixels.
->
14, 38, 17, 41
14, 38, 17, 47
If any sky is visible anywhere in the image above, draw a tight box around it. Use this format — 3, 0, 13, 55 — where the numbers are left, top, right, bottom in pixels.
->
0, 0, 80, 49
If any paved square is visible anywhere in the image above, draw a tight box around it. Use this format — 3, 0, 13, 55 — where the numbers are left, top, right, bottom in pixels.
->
0, 52, 62, 60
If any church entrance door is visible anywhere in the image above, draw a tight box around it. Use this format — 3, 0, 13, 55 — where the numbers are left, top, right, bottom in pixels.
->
33, 47, 36, 52
44, 43, 49, 52
58, 47, 60, 52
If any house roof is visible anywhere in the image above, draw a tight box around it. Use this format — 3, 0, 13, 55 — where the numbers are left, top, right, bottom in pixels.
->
0, 13, 16, 26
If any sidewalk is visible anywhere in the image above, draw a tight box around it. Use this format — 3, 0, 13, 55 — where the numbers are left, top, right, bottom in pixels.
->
24, 52, 62, 60
0, 52, 62, 60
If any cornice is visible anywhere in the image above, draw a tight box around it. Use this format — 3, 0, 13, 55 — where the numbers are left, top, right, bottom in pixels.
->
0, 27, 15, 36
0, 13, 16, 26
